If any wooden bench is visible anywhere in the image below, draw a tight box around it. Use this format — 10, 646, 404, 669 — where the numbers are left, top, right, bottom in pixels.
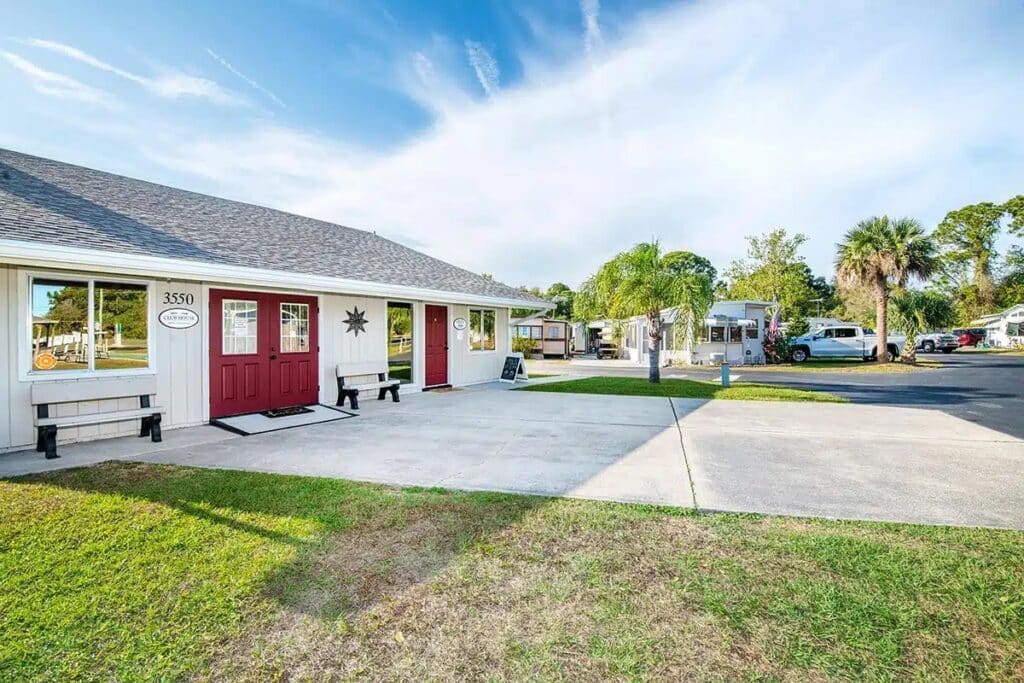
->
335, 361, 400, 410
31, 376, 164, 460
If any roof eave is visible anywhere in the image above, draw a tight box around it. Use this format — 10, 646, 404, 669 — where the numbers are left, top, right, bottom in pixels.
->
0, 239, 545, 309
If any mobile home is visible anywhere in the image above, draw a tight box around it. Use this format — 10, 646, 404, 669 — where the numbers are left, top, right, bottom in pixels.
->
622, 300, 775, 366
511, 316, 570, 358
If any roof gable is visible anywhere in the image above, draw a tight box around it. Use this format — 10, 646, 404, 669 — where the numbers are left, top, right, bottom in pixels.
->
0, 148, 547, 306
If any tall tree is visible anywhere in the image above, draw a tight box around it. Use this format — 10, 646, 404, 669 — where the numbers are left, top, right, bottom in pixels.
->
934, 202, 1004, 313
591, 241, 713, 382
1006, 195, 1024, 235
998, 246, 1024, 308
835, 216, 937, 364
662, 250, 717, 283
544, 282, 574, 319
725, 229, 816, 319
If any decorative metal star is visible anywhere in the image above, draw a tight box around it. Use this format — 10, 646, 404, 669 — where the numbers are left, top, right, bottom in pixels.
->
344, 307, 368, 336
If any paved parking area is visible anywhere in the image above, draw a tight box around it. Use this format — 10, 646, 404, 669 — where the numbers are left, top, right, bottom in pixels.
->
533, 352, 1024, 438
3, 382, 1023, 529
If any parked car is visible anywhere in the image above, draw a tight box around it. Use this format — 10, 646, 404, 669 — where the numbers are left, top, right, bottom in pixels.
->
789, 325, 905, 362
952, 327, 987, 347
914, 332, 959, 354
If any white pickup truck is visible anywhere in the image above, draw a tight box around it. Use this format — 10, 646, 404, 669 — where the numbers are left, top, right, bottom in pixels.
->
789, 325, 904, 363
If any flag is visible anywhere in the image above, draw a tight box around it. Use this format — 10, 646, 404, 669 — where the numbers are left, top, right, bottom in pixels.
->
767, 307, 781, 342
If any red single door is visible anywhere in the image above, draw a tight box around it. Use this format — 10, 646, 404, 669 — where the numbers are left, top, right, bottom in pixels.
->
210, 289, 319, 418
424, 304, 448, 387
269, 295, 319, 410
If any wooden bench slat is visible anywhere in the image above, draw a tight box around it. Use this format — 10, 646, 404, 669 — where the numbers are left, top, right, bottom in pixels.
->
36, 406, 165, 428
345, 380, 400, 390
30, 376, 159, 405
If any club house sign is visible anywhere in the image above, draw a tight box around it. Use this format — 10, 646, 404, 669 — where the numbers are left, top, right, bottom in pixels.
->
158, 307, 199, 330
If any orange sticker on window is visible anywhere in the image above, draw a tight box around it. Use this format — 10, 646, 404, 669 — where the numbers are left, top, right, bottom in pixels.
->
33, 352, 57, 371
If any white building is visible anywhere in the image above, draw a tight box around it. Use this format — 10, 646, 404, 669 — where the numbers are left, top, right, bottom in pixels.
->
622, 300, 776, 366
971, 304, 1024, 347
0, 149, 548, 452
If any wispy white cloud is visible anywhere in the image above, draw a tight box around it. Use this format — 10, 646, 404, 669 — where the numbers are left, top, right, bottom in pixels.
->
137, 0, 1023, 287
205, 48, 285, 108
580, 0, 603, 57
1, 51, 113, 106
464, 40, 500, 96
22, 38, 246, 106
401, 45, 474, 116
10, 1, 1023, 289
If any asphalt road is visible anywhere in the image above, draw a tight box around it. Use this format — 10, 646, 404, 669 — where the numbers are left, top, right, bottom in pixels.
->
687, 352, 1024, 439
534, 352, 1024, 439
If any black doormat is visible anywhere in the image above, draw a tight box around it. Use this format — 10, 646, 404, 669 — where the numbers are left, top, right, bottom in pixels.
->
261, 406, 315, 418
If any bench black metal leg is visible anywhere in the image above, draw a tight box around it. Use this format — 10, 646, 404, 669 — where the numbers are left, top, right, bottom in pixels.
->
37, 426, 46, 452
348, 391, 359, 410
43, 425, 58, 459
389, 385, 400, 403
149, 414, 162, 442
140, 416, 151, 438
336, 377, 346, 406
378, 387, 387, 401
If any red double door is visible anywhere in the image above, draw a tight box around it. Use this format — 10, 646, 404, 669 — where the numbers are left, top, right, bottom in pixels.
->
210, 289, 319, 418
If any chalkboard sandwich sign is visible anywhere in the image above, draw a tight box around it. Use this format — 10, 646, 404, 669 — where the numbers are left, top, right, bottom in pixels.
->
499, 352, 529, 383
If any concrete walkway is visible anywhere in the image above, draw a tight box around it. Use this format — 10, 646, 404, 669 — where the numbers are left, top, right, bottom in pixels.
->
3, 383, 1023, 529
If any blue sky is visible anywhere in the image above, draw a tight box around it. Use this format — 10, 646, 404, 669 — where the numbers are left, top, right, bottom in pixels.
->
2, 0, 1023, 288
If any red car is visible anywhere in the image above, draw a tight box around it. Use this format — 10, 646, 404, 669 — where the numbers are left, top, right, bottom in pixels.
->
952, 327, 987, 347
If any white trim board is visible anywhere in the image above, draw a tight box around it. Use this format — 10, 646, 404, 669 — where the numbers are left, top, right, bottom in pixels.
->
0, 239, 552, 310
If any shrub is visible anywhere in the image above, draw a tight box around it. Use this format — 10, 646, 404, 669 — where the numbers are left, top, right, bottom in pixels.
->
512, 336, 535, 355
786, 317, 810, 337
763, 334, 792, 364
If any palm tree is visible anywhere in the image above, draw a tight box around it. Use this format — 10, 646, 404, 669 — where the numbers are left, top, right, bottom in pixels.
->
835, 217, 937, 364
596, 241, 713, 382
889, 289, 956, 362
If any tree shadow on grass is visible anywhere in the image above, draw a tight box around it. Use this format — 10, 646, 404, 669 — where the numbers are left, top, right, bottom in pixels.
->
9, 461, 547, 676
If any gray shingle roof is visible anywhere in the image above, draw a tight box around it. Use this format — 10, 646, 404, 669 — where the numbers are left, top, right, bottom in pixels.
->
0, 148, 547, 305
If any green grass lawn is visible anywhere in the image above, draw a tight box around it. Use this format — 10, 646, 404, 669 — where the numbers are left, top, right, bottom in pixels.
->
2, 463, 1021, 681
956, 347, 1024, 356
752, 359, 942, 373
518, 375, 847, 402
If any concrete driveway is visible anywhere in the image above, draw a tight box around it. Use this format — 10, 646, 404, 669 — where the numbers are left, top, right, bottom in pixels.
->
3, 383, 1023, 529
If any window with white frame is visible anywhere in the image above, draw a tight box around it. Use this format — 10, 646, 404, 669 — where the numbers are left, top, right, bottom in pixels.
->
30, 276, 149, 374
702, 325, 726, 342
469, 308, 496, 351
279, 302, 310, 353
514, 325, 541, 339
222, 300, 258, 355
